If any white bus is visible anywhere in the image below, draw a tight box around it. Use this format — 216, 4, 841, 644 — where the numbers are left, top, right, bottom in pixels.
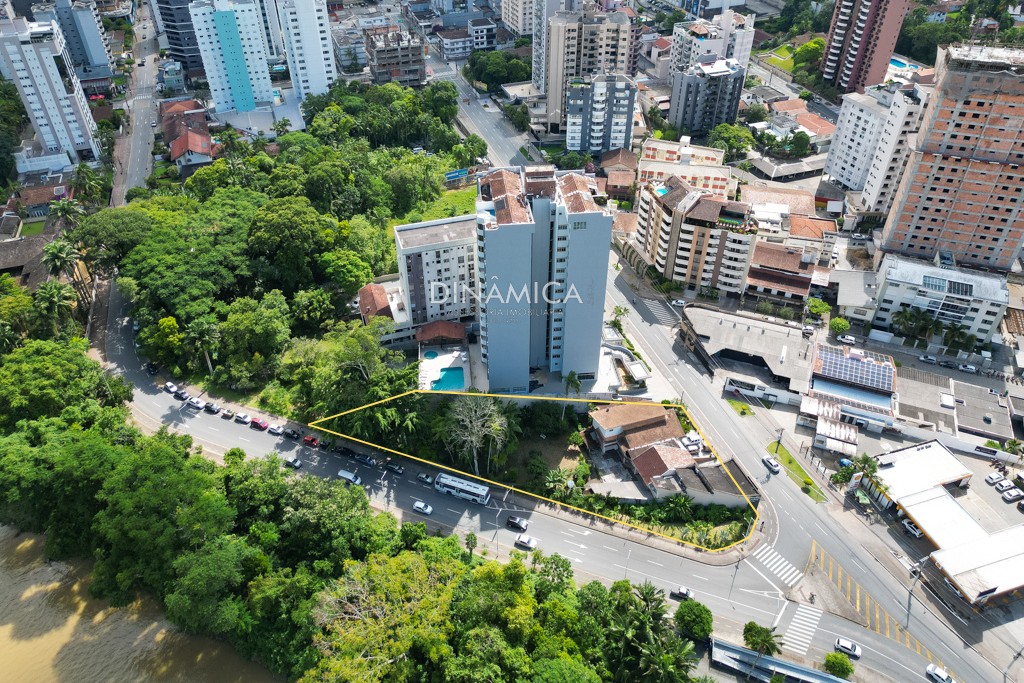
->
434, 473, 491, 505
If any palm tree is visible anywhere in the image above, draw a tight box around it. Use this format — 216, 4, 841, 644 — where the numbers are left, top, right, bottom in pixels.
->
271, 118, 291, 137
891, 307, 915, 336
33, 281, 76, 337
217, 128, 250, 159
742, 622, 783, 679
943, 323, 974, 351
251, 132, 269, 153
41, 240, 90, 305
185, 317, 220, 377
561, 369, 582, 419
638, 637, 697, 683
49, 197, 86, 229
70, 163, 102, 206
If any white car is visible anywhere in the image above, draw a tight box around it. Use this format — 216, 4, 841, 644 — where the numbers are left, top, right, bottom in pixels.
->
669, 586, 693, 600
186, 397, 206, 411
514, 533, 538, 550
413, 500, 433, 515
919, 354, 937, 364
834, 637, 862, 658
282, 453, 301, 469
837, 334, 857, 345
762, 456, 781, 475
164, 381, 178, 393
670, 299, 685, 307
985, 472, 1005, 485
958, 363, 978, 374
234, 413, 252, 425
1002, 488, 1024, 502
995, 479, 1015, 492
268, 424, 284, 436
901, 519, 923, 538
926, 663, 954, 683
416, 473, 434, 485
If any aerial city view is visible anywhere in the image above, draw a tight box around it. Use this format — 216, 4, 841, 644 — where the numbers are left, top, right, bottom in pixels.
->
2, 0, 1024, 680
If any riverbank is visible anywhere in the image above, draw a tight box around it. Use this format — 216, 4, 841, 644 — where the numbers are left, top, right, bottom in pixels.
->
0, 525, 279, 683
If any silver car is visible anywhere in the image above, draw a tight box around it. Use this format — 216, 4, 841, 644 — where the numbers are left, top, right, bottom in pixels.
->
834, 637, 862, 658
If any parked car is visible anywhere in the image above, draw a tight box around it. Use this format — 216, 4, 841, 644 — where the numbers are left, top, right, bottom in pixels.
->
670, 299, 685, 307
838, 458, 854, 468
203, 403, 221, 415
958, 363, 978, 374
986, 472, 1005, 485
150, 120, 157, 127
303, 435, 319, 448
413, 500, 433, 515
901, 519, 923, 538
250, 418, 269, 431
995, 479, 1015, 492
938, 360, 958, 369
919, 354, 937, 364
186, 397, 206, 411
337, 469, 362, 486
417, 473, 434, 485
837, 334, 857, 345
1002, 488, 1024, 502
283, 428, 300, 439
514, 534, 538, 550
926, 664, 954, 683
268, 424, 284, 435
762, 456, 781, 475
506, 516, 529, 532
385, 461, 405, 474
669, 586, 694, 600
173, 389, 190, 401
164, 381, 178, 393
1017, 500, 1024, 514
221, 409, 235, 420
234, 413, 252, 425
283, 453, 301, 468
802, 325, 815, 337
318, 440, 332, 450
355, 454, 377, 467
834, 637, 862, 658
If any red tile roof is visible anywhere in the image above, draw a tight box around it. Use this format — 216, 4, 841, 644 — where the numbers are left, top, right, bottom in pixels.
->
170, 130, 212, 161
789, 214, 836, 239
358, 283, 392, 323
558, 173, 600, 214
600, 147, 639, 171
415, 320, 466, 343
795, 112, 836, 136
653, 36, 672, 50
606, 170, 636, 188
770, 99, 809, 115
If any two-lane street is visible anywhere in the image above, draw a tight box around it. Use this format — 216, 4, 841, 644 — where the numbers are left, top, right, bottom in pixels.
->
111, 4, 159, 205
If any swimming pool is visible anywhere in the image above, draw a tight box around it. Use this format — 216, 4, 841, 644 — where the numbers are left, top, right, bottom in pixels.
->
889, 58, 918, 69
423, 350, 439, 359
431, 367, 465, 391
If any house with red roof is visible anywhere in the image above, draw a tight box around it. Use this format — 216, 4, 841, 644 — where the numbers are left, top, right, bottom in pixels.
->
159, 99, 213, 179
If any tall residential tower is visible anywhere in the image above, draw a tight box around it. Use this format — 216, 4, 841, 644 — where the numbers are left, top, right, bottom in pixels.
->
278, 0, 336, 101
189, 0, 273, 113
821, 0, 910, 94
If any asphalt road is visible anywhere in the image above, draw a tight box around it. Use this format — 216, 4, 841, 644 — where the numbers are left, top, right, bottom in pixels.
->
606, 264, 1001, 682
111, 4, 158, 205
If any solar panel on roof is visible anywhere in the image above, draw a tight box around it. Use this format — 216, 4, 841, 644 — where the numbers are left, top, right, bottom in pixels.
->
815, 346, 894, 393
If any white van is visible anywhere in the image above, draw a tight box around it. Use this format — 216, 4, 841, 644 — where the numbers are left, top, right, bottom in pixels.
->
338, 469, 362, 486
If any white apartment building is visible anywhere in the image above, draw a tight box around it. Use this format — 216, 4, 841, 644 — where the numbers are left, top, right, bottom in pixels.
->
669, 10, 754, 73
874, 254, 1009, 344
544, 3, 631, 131
637, 137, 730, 196
0, 10, 99, 168
859, 80, 932, 215
395, 215, 478, 326
531, 0, 564, 94
278, 0, 336, 101
189, 0, 273, 113
476, 167, 612, 393
502, 0, 533, 37
635, 175, 755, 296
31, 0, 112, 87
254, 0, 284, 60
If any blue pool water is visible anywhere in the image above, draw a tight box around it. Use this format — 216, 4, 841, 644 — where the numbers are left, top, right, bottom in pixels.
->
889, 58, 917, 69
423, 350, 439, 359
431, 367, 465, 391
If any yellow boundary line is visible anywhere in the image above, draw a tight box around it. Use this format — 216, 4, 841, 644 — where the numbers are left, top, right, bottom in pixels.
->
307, 390, 760, 552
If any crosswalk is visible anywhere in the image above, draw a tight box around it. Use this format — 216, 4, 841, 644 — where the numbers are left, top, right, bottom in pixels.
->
750, 543, 804, 587
635, 297, 678, 326
782, 604, 822, 656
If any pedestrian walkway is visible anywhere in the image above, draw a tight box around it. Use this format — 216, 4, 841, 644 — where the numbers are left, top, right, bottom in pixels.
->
751, 543, 804, 587
635, 296, 679, 326
782, 604, 822, 655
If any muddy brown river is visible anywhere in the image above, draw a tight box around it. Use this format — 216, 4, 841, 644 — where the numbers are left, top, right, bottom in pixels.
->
0, 526, 280, 683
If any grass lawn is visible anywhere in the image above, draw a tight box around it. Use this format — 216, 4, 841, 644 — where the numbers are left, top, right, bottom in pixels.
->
767, 55, 794, 72
727, 399, 754, 417
507, 434, 581, 487
767, 441, 827, 502
388, 187, 478, 236
20, 219, 46, 237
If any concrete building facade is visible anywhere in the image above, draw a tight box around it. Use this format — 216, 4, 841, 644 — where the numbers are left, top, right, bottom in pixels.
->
502, 0, 533, 38
365, 27, 425, 87
189, 0, 273, 113
476, 167, 612, 393
881, 46, 1024, 271
30, 0, 112, 89
0, 11, 99, 167
278, 0, 336, 101
395, 215, 478, 327
873, 253, 1009, 343
668, 55, 743, 135
821, 0, 911, 94
156, 0, 204, 71
669, 10, 754, 73
565, 73, 636, 154
635, 176, 755, 296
